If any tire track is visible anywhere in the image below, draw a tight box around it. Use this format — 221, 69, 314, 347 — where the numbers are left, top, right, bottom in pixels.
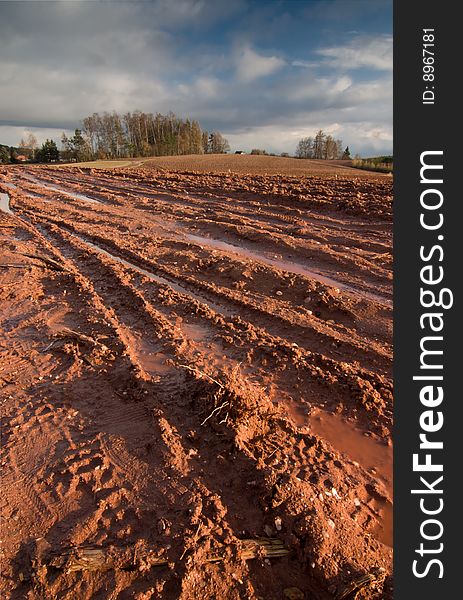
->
18, 200, 391, 370
31, 217, 392, 430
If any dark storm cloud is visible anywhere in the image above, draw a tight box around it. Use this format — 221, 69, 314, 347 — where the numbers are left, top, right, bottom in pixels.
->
0, 0, 392, 155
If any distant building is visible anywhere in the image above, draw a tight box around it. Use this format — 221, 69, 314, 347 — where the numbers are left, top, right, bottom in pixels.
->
234, 150, 245, 154
15, 155, 28, 162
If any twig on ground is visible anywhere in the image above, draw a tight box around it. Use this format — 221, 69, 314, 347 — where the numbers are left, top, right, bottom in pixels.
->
19, 252, 67, 272
0, 263, 32, 269
178, 364, 224, 388
43, 340, 57, 352
54, 327, 109, 351
201, 400, 229, 426
336, 568, 387, 599
180, 522, 203, 560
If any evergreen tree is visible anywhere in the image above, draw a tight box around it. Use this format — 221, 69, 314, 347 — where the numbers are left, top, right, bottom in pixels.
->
0, 147, 10, 163
71, 129, 92, 161
37, 139, 59, 163
342, 146, 351, 159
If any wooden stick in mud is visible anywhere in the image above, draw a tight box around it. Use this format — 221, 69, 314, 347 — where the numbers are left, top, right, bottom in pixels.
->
47, 538, 289, 573
54, 327, 110, 351
0, 263, 33, 269
19, 252, 67, 272
336, 568, 387, 599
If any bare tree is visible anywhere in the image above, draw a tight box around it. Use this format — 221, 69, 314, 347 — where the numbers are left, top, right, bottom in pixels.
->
208, 132, 230, 154
296, 137, 313, 158
312, 130, 325, 159
79, 110, 225, 160
296, 131, 344, 160
26, 132, 38, 151
18, 132, 38, 159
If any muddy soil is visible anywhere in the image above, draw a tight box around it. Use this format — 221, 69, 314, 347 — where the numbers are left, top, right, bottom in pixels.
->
0, 166, 392, 599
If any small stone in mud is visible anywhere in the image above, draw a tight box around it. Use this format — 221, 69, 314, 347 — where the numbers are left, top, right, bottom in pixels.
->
276, 290, 283, 296
274, 516, 282, 531
283, 587, 304, 600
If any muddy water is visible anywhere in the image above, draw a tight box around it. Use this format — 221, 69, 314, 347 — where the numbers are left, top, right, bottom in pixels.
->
16, 174, 387, 303
184, 232, 343, 284
178, 321, 210, 342
183, 232, 387, 304
58, 235, 251, 378
22, 175, 100, 204
67, 232, 233, 318
310, 410, 392, 493
3, 181, 44, 200
0, 193, 13, 215
369, 497, 393, 548
131, 338, 172, 377
309, 410, 393, 547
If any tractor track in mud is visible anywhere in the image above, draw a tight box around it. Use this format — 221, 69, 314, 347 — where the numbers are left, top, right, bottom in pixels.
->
1, 166, 393, 599
16, 168, 392, 302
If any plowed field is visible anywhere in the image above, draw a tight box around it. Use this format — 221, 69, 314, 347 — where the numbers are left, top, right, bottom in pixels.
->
0, 164, 393, 599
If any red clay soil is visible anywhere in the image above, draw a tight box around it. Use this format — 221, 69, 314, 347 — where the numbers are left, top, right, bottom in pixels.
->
0, 165, 392, 599
138, 154, 390, 179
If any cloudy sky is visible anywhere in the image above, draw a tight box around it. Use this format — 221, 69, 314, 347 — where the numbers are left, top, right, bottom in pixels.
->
0, 0, 392, 156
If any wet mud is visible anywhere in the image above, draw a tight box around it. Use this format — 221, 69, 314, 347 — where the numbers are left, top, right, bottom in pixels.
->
0, 165, 393, 599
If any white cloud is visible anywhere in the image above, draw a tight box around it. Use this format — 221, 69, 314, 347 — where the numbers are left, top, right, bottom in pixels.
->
317, 35, 392, 71
0, 3, 392, 156
194, 77, 220, 99
285, 75, 353, 102
331, 76, 353, 93
0, 126, 74, 148
235, 46, 285, 82
291, 60, 318, 68
224, 117, 392, 157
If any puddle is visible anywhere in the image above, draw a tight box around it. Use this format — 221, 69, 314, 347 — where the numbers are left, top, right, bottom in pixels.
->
282, 397, 308, 426
0, 193, 13, 215
66, 232, 233, 318
22, 175, 100, 204
46, 308, 75, 334
309, 410, 392, 546
308, 410, 393, 546
133, 341, 172, 376
369, 496, 393, 547
310, 410, 392, 493
22, 189, 49, 200
183, 232, 385, 303
178, 320, 210, 343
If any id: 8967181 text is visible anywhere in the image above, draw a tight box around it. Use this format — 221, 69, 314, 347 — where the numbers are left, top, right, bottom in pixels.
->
422, 28, 435, 105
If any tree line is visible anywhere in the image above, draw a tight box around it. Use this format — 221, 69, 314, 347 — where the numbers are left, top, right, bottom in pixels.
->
0, 111, 230, 164
0, 134, 62, 164
63, 111, 229, 161
1, 123, 355, 165
296, 130, 350, 160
